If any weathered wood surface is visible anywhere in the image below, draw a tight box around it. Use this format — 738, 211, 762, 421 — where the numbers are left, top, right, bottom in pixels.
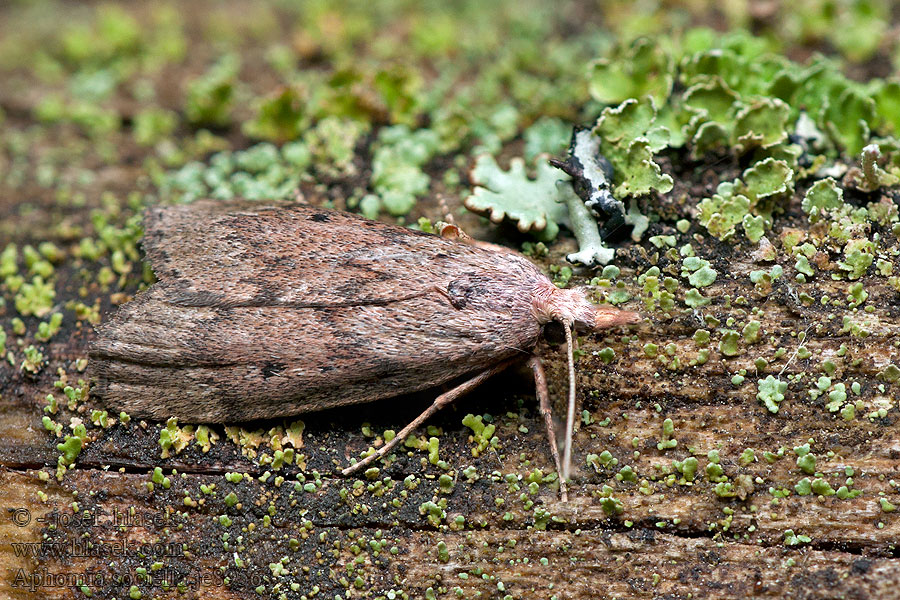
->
2, 3, 900, 599
2, 239, 900, 598
2, 145, 900, 598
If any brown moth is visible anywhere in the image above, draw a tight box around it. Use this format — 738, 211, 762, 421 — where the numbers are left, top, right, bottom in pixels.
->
90, 200, 639, 499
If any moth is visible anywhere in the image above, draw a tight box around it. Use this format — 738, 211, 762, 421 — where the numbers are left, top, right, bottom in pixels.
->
90, 200, 639, 499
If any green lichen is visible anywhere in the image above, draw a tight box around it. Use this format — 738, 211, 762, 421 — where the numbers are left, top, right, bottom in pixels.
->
674, 457, 698, 482
306, 117, 369, 177
741, 321, 761, 344
684, 288, 709, 308
846, 144, 900, 192
592, 97, 674, 199
464, 154, 569, 241
165, 142, 309, 203
879, 365, 900, 383
718, 330, 740, 357
794, 255, 814, 277
749, 265, 783, 293
597, 347, 616, 364
588, 38, 673, 106
57, 424, 87, 468
0, 244, 17, 278
826, 383, 848, 412
742, 215, 765, 243
838, 239, 874, 279
697, 159, 793, 241
243, 85, 309, 143
802, 178, 844, 219
656, 418, 677, 451
693, 330, 710, 346
794, 444, 816, 475
427, 437, 440, 465
461, 414, 497, 457
587, 450, 619, 472
21, 345, 45, 375
523, 117, 571, 161
185, 54, 238, 127
159, 417, 193, 459
810, 478, 835, 496
195, 425, 217, 453
14, 276, 55, 317
757, 376, 788, 413
419, 501, 445, 527
706, 451, 726, 483
35, 312, 63, 342
616, 465, 637, 482
599, 494, 624, 516
733, 98, 791, 152
369, 125, 440, 216
783, 529, 811, 546
823, 86, 874, 156
681, 256, 717, 288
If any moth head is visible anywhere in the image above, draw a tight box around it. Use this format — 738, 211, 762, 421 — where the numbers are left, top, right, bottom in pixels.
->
532, 283, 640, 486
534, 285, 640, 332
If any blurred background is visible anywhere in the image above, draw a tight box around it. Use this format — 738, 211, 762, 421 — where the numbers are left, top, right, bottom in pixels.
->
1, 0, 898, 235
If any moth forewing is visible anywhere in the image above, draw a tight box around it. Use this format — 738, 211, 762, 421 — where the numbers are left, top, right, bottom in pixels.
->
90, 200, 639, 499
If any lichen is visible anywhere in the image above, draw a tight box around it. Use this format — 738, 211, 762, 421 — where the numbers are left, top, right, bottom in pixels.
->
757, 376, 788, 413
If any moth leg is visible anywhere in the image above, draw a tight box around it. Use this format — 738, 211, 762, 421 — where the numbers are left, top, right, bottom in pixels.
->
342, 360, 515, 477
528, 355, 569, 502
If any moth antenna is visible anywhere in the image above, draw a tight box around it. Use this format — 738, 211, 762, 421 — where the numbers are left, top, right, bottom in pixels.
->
562, 322, 576, 483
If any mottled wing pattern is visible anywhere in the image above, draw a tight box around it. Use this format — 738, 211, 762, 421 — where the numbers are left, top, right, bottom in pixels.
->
91, 201, 549, 422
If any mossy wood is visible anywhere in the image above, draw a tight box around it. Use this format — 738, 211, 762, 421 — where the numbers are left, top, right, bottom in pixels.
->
3, 0, 900, 598
2, 250, 899, 597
